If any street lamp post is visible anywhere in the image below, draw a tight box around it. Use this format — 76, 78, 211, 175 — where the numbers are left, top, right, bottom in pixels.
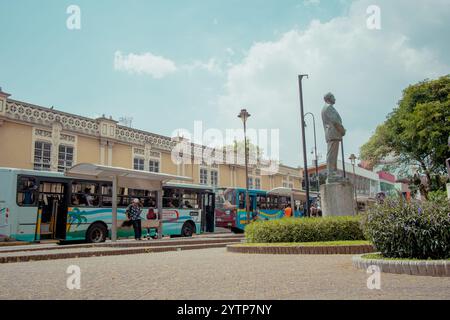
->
298, 75, 310, 217
305, 112, 319, 192
238, 109, 251, 224
349, 154, 358, 212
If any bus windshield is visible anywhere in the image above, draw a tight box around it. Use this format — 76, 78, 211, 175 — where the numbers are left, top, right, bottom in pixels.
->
215, 188, 236, 210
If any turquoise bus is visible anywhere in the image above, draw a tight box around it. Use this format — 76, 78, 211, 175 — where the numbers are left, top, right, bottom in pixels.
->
0, 167, 214, 243
215, 187, 308, 233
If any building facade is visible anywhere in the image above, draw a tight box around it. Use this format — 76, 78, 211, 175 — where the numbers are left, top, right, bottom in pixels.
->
304, 161, 381, 200
0, 89, 302, 190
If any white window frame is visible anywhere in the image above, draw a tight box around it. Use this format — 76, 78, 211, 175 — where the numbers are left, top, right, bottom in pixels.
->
57, 144, 74, 172
210, 170, 219, 187
149, 159, 160, 173
133, 157, 145, 171
200, 168, 208, 185
34, 141, 52, 171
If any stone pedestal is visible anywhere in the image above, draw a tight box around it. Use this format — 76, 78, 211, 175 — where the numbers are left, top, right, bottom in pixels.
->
320, 181, 356, 217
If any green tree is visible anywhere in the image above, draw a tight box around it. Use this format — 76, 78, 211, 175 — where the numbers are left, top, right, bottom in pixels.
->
360, 75, 450, 198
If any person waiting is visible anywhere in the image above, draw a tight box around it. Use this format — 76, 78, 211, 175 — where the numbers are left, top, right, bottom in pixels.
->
284, 204, 293, 218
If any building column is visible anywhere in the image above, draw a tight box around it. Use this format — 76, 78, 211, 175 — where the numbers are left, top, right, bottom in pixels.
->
50, 122, 62, 171
144, 143, 152, 171
107, 141, 114, 166
100, 139, 107, 165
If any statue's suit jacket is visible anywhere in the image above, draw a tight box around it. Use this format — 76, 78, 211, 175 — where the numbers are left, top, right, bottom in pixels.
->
321, 105, 345, 142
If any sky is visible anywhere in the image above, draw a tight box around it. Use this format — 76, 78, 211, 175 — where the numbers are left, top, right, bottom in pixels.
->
1, 0, 449, 168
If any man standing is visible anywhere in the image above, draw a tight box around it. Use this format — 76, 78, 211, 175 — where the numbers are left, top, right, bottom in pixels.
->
284, 204, 292, 218
321, 92, 346, 183
126, 198, 143, 240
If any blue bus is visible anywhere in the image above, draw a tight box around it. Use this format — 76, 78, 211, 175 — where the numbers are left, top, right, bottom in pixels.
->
215, 187, 308, 233
0, 167, 213, 243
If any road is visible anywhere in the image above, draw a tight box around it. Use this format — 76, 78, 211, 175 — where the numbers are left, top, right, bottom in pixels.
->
0, 248, 449, 300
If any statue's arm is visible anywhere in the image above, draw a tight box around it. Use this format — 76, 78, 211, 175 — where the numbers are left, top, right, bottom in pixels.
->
330, 110, 346, 137
334, 121, 346, 137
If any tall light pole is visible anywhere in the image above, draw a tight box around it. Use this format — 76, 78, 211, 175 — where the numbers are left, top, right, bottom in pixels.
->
298, 75, 310, 217
349, 153, 358, 211
238, 109, 251, 224
305, 112, 319, 192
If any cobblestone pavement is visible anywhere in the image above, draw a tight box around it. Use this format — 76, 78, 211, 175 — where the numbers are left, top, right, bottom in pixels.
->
0, 248, 449, 300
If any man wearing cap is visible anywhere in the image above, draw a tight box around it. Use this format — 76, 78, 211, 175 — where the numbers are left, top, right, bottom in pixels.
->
126, 199, 143, 240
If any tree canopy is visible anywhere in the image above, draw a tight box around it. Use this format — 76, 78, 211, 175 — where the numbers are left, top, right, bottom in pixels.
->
360, 75, 450, 197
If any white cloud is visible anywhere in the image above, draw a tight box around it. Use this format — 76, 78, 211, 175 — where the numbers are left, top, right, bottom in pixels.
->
182, 58, 223, 75
114, 51, 177, 79
303, 0, 320, 6
216, 0, 449, 167
114, 51, 225, 78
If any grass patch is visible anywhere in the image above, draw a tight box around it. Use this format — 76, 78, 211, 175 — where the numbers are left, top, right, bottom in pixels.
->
237, 240, 371, 247
362, 253, 450, 261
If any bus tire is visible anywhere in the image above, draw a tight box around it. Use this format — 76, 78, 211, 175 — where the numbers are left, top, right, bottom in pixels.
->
85, 222, 108, 243
181, 221, 195, 237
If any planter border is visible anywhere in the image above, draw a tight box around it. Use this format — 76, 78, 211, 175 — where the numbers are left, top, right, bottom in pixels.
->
227, 244, 374, 255
352, 254, 450, 277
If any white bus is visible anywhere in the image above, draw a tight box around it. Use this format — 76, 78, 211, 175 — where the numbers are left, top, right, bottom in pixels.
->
0, 167, 214, 243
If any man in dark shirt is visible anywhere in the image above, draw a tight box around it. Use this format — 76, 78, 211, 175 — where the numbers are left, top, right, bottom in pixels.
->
126, 198, 143, 240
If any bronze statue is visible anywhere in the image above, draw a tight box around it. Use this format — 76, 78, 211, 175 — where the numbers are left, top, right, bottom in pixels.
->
321, 92, 346, 183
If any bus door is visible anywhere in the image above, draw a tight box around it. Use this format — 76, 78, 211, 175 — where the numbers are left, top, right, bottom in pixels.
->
202, 192, 215, 233
36, 181, 69, 240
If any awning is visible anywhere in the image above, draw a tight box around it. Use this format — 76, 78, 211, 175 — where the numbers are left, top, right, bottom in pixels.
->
65, 163, 192, 189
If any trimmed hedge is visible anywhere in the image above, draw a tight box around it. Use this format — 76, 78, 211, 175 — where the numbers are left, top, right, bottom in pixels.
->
245, 216, 365, 243
361, 198, 450, 260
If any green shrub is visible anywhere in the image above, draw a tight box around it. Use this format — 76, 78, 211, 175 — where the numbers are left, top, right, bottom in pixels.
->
361, 198, 450, 260
244, 216, 365, 243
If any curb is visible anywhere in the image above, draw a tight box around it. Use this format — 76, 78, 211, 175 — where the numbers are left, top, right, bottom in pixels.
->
227, 244, 375, 255
0, 237, 244, 254
0, 242, 239, 264
352, 254, 450, 277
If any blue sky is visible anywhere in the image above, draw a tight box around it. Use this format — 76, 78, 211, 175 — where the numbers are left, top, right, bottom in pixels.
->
1, 0, 449, 167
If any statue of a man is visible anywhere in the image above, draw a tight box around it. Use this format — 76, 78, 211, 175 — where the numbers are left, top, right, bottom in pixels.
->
321, 92, 346, 183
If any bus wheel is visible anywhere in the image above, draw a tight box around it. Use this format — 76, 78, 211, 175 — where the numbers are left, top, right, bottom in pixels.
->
86, 223, 107, 243
181, 222, 195, 237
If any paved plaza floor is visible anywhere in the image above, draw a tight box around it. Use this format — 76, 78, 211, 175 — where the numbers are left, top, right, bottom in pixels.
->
0, 248, 449, 300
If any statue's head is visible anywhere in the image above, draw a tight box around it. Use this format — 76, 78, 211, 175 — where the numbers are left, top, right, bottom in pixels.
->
324, 92, 336, 105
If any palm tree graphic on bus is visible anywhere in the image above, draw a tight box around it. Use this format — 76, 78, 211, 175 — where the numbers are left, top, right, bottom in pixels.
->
67, 207, 87, 232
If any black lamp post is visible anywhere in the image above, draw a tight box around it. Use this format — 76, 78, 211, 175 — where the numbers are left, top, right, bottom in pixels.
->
238, 109, 251, 224
349, 153, 358, 210
305, 112, 319, 192
298, 75, 310, 217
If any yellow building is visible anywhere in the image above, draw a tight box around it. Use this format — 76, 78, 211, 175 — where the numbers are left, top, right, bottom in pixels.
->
0, 88, 302, 190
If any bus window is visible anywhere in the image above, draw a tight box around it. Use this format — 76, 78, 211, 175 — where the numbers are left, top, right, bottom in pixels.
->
71, 182, 99, 207
215, 188, 236, 210
17, 176, 38, 206
238, 192, 245, 209
129, 189, 156, 208
257, 195, 267, 209
163, 189, 180, 208
181, 191, 199, 209
100, 183, 113, 207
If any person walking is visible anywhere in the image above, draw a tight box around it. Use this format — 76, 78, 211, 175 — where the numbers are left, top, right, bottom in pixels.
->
284, 204, 293, 218
126, 198, 143, 240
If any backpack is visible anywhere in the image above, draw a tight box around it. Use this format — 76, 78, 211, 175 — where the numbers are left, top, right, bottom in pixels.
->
147, 209, 157, 220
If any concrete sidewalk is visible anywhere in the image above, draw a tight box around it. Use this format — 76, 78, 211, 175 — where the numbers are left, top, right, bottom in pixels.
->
0, 234, 244, 264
